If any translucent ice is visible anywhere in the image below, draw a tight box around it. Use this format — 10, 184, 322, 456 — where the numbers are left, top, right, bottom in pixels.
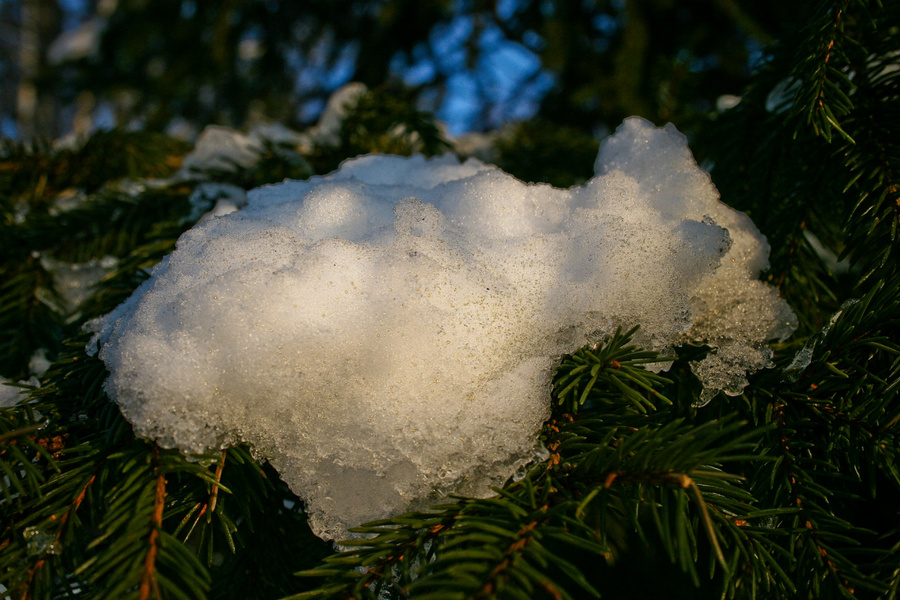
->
87, 117, 795, 540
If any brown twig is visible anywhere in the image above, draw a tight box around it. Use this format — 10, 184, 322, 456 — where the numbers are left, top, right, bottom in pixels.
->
474, 517, 545, 599
139, 448, 166, 600
209, 449, 227, 514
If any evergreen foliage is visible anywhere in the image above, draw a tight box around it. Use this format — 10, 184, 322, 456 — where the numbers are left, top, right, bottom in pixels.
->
1, 1, 899, 598
493, 120, 599, 188
307, 87, 451, 174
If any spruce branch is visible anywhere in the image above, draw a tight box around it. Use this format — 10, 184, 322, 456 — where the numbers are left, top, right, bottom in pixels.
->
698, 1, 899, 334
0, 130, 187, 205
1, 433, 101, 598
15, 472, 96, 600
1, 21, 898, 596
293, 330, 784, 599
788, 0, 859, 144
138, 447, 167, 600
0, 254, 66, 379
72, 442, 212, 600
784, 0, 900, 284
0, 404, 54, 504
552, 326, 672, 414
307, 87, 451, 174
838, 95, 900, 285
0, 130, 198, 380
733, 273, 900, 598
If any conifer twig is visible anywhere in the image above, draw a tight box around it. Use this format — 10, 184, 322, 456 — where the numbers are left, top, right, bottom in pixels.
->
684, 475, 728, 574
139, 447, 167, 600
16, 473, 96, 600
209, 450, 227, 514
0, 424, 42, 444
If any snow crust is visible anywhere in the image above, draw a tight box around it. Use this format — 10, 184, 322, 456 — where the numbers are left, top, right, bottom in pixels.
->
179, 126, 263, 175
0, 377, 38, 408
87, 117, 795, 540
0, 379, 25, 408
177, 84, 366, 177
39, 255, 119, 316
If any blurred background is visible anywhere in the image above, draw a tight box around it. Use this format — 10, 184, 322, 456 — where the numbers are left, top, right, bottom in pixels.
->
1, 0, 802, 142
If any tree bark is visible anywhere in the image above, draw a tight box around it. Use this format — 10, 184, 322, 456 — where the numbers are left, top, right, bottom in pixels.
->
16, 0, 60, 139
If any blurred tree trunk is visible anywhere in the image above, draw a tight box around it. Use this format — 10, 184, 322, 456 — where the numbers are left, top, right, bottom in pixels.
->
16, 0, 60, 139
613, 0, 651, 118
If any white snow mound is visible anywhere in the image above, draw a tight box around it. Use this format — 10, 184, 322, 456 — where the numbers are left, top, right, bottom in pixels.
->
87, 117, 795, 540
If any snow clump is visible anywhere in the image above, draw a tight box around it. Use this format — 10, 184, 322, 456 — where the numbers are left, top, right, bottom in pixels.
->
87, 117, 795, 540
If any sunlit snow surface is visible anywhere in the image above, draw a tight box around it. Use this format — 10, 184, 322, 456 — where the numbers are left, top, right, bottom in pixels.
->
87, 118, 795, 540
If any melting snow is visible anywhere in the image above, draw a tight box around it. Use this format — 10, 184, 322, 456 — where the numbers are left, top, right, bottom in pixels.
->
87, 117, 795, 540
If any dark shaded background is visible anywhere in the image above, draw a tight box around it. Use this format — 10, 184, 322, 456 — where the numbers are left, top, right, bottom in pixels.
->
2, 0, 803, 141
